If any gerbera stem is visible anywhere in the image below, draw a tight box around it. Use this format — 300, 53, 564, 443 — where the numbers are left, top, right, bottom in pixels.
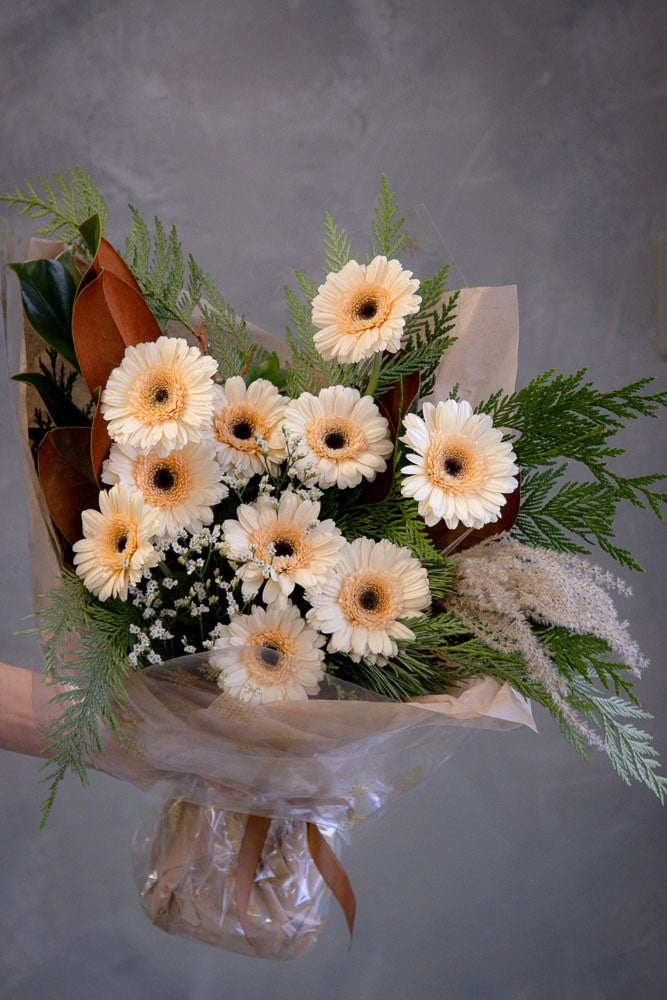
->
364, 352, 384, 398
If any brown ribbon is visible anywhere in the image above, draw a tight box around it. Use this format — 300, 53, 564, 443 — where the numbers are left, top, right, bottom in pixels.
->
235, 814, 271, 939
235, 814, 357, 944
306, 821, 356, 940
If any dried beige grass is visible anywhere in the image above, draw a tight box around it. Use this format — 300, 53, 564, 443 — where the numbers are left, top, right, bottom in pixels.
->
448, 537, 648, 746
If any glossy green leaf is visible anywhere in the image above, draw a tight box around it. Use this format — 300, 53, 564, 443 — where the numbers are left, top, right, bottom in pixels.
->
9, 259, 78, 369
55, 247, 83, 287
246, 351, 288, 389
12, 372, 90, 428
79, 214, 101, 257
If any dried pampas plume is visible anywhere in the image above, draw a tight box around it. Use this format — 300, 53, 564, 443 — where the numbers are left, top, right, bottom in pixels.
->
448, 537, 649, 747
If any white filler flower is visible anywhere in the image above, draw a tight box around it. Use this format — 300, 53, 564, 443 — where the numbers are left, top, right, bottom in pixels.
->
400, 399, 518, 529
222, 491, 343, 603
284, 385, 393, 489
73, 484, 160, 601
306, 537, 431, 660
210, 600, 326, 703
102, 440, 227, 541
311, 256, 421, 364
210, 376, 288, 476
101, 336, 218, 456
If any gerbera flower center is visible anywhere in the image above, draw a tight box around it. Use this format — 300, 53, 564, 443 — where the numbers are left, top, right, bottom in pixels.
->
307, 417, 365, 462
340, 571, 399, 627
151, 465, 176, 491
323, 429, 347, 450
257, 643, 282, 669
273, 537, 295, 558
443, 454, 464, 478
427, 437, 485, 493
231, 418, 253, 440
257, 524, 305, 567
338, 283, 393, 334
102, 516, 138, 569
355, 296, 379, 321
214, 402, 266, 453
132, 366, 187, 424
134, 453, 192, 508
245, 630, 295, 685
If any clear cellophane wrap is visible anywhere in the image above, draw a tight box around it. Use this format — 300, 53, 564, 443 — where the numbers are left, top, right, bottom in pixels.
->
4, 234, 535, 959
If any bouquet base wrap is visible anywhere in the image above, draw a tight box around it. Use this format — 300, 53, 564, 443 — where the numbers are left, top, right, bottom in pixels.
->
74, 658, 533, 957
134, 785, 338, 959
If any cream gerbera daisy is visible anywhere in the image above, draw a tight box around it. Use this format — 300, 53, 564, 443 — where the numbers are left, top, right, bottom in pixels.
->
72, 484, 161, 601
311, 256, 421, 364
400, 399, 518, 529
210, 600, 326, 703
102, 440, 228, 541
210, 376, 288, 476
306, 537, 431, 661
223, 492, 344, 603
101, 336, 218, 456
284, 385, 393, 489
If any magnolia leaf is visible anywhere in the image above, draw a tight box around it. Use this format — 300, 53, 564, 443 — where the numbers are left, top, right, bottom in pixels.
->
79, 214, 101, 257
361, 370, 421, 504
427, 476, 522, 554
78, 217, 142, 294
9, 259, 78, 369
12, 372, 90, 428
72, 269, 161, 395
55, 247, 84, 286
90, 395, 113, 483
38, 427, 98, 544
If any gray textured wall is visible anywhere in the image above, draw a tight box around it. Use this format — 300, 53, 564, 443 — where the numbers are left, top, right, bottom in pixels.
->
1, 2, 665, 998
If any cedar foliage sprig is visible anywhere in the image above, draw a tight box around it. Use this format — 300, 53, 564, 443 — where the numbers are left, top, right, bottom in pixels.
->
569, 674, 666, 802
0, 167, 109, 246
33, 571, 141, 825
124, 206, 266, 378
373, 290, 458, 398
478, 371, 667, 568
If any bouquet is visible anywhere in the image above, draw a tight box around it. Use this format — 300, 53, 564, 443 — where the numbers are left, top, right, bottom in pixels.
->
1, 170, 665, 959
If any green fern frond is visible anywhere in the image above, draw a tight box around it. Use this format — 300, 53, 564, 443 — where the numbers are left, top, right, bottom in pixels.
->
32, 571, 141, 825
370, 174, 406, 259
284, 282, 348, 396
322, 212, 352, 273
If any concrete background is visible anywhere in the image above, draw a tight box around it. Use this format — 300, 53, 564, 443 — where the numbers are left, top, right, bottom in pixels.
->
1, 1, 665, 997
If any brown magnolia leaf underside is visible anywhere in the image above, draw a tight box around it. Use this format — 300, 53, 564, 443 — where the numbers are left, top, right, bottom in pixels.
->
38, 427, 99, 544
361, 369, 421, 503
79, 235, 143, 297
90, 396, 113, 484
72, 269, 161, 396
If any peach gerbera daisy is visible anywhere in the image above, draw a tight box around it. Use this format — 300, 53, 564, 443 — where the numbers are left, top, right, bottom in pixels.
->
222, 492, 344, 603
101, 336, 218, 456
210, 600, 326, 703
306, 537, 431, 661
210, 376, 288, 476
311, 255, 421, 364
283, 385, 393, 489
102, 440, 228, 541
72, 484, 160, 601
400, 399, 519, 529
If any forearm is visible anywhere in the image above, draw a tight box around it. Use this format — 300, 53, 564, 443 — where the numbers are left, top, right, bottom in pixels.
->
0, 662, 47, 758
